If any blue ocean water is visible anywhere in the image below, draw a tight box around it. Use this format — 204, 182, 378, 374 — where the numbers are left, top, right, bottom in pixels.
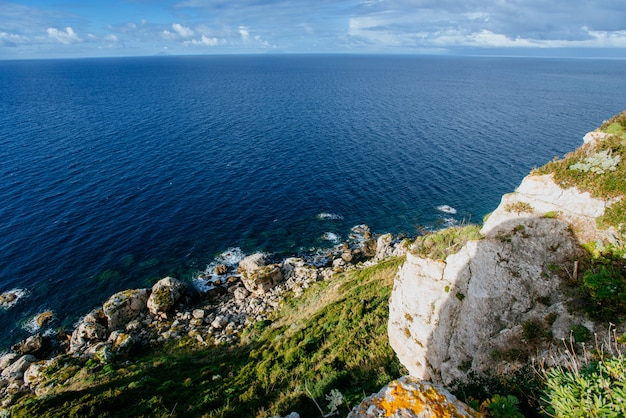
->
1, 54, 625, 349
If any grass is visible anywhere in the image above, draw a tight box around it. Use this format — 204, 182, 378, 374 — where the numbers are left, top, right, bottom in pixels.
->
410, 224, 482, 261
10, 257, 406, 418
533, 111, 626, 229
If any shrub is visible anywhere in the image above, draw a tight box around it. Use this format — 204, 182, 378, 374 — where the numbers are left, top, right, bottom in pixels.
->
480, 394, 524, 418
540, 349, 626, 417
504, 201, 533, 214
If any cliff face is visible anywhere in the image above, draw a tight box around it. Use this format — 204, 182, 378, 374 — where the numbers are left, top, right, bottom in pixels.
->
388, 134, 618, 385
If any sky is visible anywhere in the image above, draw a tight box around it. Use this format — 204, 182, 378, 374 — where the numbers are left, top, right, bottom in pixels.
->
1, 0, 626, 59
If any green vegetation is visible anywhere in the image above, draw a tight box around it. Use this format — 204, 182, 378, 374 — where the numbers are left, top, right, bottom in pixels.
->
534, 111, 626, 229
539, 331, 626, 417
11, 258, 406, 418
411, 224, 482, 260
504, 201, 534, 215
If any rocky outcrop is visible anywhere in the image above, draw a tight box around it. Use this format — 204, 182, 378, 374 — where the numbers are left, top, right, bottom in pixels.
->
238, 253, 284, 295
388, 150, 612, 384
347, 376, 480, 417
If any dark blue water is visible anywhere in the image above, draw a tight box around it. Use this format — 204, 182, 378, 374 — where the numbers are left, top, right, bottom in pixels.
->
1, 54, 625, 349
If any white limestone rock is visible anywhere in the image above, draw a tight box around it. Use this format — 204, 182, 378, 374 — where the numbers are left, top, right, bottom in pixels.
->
147, 277, 186, 315
348, 375, 480, 417
389, 215, 581, 384
102, 288, 149, 331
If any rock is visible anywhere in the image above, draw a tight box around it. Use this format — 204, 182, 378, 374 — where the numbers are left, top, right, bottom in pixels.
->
214, 264, 228, 275
341, 250, 354, 263
348, 376, 480, 417
0, 353, 18, 373
583, 131, 608, 145
11, 334, 49, 357
147, 277, 186, 315
237, 253, 266, 274
233, 287, 250, 301
240, 264, 283, 295
211, 315, 229, 329
107, 331, 135, 358
103, 288, 150, 331
375, 233, 394, 261
35, 311, 54, 328
1, 355, 36, 381
482, 174, 609, 242
69, 308, 108, 353
192, 309, 205, 319
362, 237, 377, 258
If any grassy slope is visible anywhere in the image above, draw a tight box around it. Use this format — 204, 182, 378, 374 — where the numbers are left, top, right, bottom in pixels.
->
11, 257, 406, 418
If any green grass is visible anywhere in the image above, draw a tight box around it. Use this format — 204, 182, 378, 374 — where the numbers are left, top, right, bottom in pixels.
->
10, 257, 406, 418
533, 111, 626, 229
411, 224, 482, 261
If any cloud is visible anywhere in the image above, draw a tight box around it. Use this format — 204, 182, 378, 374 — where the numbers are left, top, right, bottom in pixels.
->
172, 23, 194, 38
184, 34, 220, 46
239, 26, 249, 41
47, 27, 82, 44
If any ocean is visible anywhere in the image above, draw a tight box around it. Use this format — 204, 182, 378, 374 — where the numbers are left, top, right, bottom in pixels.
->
1, 54, 625, 349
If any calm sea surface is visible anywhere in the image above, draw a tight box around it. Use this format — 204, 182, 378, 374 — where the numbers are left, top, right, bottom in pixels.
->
1, 54, 625, 348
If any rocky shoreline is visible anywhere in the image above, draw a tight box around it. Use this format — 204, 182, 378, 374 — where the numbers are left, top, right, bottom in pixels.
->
0, 227, 409, 408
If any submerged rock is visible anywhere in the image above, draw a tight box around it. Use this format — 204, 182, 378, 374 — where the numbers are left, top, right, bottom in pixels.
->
348, 376, 480, 417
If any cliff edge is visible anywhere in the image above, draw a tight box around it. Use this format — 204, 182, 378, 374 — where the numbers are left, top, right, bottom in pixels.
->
388, 112, 626, 386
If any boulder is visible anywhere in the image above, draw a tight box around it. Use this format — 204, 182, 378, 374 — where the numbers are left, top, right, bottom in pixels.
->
1, 355, 36, 381
375, 233, 394, 261
214, 264, 228, 275
0, 353, 18, 373
11, 334, 50, 357
233, 287, 250, 301
237, 253, 266, 274
241, 264, 283, 295
35, 311, 54, 328
107, 331, 135, 358
147, 277, 186, 315
69, 308, 108, 353
102, 288, 149, 331
348, 376, 480, 417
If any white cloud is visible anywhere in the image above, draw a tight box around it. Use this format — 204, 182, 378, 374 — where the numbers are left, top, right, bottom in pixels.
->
0, 31, 28, 47
172, 23, 194, 38
185, 34, 219, 46
239, 26, 249, 41
47, 27, 82, 44
104, 34, 119, 42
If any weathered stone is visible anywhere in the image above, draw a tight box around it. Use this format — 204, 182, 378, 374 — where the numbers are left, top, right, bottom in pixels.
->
35, 311, 54, 328
108, 331, 134, 357
0, 353, 18, 373
348, 376, 480, 417
147, 277, 186, 315
233, 287, 250, 301
11, 334, 49, 357
214, 264, 228, 275
192, 309, 205, 319
69, 308, 108, 353
237, 253, 266, 274
211, 315, 229, 329
103, 288, 149, 331
375, 233, 394, 261
1, 355, 36, 380
241, 264, 283, 295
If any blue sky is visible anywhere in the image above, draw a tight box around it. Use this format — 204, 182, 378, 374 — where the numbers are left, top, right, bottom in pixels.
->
1, 0, 626, 59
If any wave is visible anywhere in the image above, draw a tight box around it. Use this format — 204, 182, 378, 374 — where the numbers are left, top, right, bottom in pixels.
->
316, 213, 344, 221
436, 205, 457, 215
